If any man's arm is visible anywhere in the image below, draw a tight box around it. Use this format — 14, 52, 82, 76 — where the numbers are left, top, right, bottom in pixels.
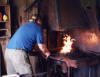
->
37, 44, 50, 59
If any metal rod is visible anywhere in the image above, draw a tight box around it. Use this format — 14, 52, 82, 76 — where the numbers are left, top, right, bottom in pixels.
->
68, 67, 70, 77
89, 67, 91, 77
20, 72, 47, 77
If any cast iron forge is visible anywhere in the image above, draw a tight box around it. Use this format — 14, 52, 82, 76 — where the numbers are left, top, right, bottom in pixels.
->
47, 55, 69, 77
47, 50, 100, 77
20, 55, 68, 77
48, 49, 100, 68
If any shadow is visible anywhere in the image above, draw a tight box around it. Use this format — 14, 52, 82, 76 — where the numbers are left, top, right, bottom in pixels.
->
0, 43, 7, 75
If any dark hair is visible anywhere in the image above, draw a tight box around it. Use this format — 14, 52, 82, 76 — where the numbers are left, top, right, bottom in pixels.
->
35, 16, 42, 22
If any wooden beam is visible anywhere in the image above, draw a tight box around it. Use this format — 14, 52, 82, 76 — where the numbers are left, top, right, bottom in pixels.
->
24, 0, 38, 12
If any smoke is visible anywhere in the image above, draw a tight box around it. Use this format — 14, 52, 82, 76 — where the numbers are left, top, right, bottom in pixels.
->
73, 29, 100, 53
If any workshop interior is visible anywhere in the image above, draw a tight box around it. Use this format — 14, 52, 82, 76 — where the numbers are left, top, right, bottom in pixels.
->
1, 0, 100, 77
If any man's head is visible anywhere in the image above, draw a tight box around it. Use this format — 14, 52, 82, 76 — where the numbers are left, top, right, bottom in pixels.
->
29, 15, 42, 25
35, 16, 42, 25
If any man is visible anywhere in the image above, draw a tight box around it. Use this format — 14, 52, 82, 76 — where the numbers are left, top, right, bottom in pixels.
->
4, 16, 50, 76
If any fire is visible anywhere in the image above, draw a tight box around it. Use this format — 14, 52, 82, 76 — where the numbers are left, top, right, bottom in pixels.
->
60, 34, 75, 54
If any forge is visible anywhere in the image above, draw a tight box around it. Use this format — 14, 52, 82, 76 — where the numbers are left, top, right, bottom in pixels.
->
46, 30, 100, 77
24, 0, 100, 77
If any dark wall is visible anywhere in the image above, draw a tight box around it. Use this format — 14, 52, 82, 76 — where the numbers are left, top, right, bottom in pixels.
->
0, 43, 7, 75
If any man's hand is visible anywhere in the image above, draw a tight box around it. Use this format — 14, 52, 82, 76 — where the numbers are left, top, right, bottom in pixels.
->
38, 44, 50, 59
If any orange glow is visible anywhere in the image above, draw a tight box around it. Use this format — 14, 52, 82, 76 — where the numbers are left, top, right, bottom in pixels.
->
83, 32, 99, 45
87, 33, 98, 44
60, 34, 75, 54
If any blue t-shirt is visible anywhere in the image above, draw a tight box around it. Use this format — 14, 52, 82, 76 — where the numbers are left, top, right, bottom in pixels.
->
7, 22, 44, 52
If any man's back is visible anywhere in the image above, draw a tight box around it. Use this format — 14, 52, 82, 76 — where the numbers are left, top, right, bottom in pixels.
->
7, 22, 44, 51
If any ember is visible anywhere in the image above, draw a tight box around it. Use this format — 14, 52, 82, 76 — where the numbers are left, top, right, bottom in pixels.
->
60, 34, 75, 54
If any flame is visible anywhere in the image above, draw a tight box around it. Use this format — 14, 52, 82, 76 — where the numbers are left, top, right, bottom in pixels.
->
60, 34, 75, 54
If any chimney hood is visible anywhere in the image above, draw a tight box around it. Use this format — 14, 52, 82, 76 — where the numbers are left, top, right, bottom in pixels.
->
40, 0, 90, 31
